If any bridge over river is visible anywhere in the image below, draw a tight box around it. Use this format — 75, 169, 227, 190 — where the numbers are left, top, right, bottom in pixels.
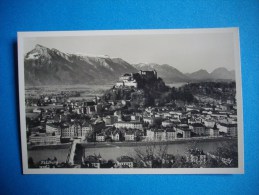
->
66, 139, 83, 165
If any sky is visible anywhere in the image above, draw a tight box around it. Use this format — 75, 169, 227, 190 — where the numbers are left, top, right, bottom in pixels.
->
24, 30, 236, 73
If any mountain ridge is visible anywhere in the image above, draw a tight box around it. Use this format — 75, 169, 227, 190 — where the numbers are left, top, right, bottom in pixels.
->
24, 45, 235, 86
133, 63, 235, 83
24, 45, 138, 86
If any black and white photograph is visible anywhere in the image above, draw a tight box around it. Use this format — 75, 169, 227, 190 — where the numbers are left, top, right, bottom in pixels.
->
18, 28, 243, 174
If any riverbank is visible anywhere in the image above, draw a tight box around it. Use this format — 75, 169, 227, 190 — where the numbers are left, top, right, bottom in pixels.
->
28, 143, 71, 150
81, 136, 236, 148
28, 136, 236, 150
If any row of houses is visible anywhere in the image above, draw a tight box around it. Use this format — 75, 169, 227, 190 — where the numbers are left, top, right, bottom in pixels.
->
83, 155, 136, 168
29, 120, 94, 145
29, 133, 61, 145
145, 122, 237, 141
29, 120, 237, 145
28, 100, 238, 145
96, 128, 142, 142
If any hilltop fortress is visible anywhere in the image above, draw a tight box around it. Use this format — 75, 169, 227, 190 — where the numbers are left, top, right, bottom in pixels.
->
115, 70, 157, 88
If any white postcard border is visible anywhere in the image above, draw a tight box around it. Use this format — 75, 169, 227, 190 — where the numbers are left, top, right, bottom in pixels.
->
18, 28, 244, 174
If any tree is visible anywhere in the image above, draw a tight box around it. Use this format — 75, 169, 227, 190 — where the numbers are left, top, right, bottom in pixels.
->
106, 159, 115, 168
133, 142, 169, 168
205, 141, 238, 168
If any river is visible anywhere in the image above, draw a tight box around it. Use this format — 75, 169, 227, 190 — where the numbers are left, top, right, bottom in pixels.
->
28, 139, 235, 163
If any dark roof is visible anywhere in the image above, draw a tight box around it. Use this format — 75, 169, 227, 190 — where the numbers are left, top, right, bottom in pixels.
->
46, 123, 60, 128
166, 129, 175, 132
96, 133, 105, 136
150, 128, 164, 133
177, 124, 189, 130
162, 120, 172, 123
213, 123, 219, 130
154, 129, 164, 133
82, 122, 90, 127
190, 110, 200, 114
117, 156, 134, 162
94, 117, 104, 124
115, 121, 142, 124
177, 126, 190, 131
191, 123, 204, 127
112, 130, 120, 136
60, 123, 69, 128
220, 123, 237, 127
125, 130, 135, 135
86, 101, 95, 106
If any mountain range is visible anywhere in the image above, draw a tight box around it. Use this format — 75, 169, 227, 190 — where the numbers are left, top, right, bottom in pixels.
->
24, 45, 235, 86
134, 64, 235, 82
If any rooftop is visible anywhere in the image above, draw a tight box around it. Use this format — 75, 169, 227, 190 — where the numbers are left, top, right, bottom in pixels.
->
117, 156, 134, 162
191, 123, 204, 127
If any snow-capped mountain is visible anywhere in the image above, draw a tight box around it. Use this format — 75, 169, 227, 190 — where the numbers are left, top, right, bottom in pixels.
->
24, 45, 138, 86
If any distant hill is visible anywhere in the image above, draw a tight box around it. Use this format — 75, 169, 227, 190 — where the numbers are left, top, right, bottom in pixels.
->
24, 45, 138, 86
186, 69, 211, 80
186, 67, 235, 81
134, 63, 235, 82
210, 67, 235, 80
